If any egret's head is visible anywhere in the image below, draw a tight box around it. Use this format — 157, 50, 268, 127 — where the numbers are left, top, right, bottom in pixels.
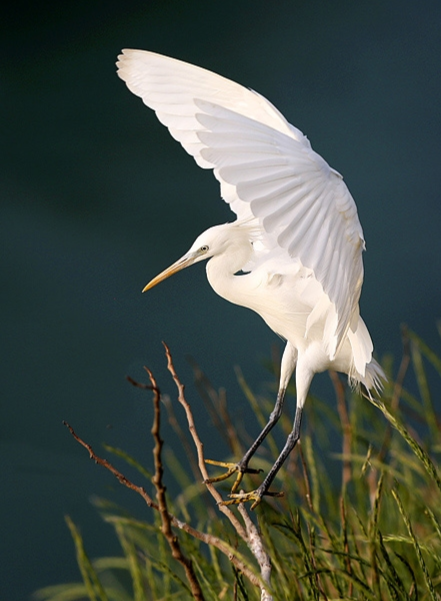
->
142, 224, 231, 292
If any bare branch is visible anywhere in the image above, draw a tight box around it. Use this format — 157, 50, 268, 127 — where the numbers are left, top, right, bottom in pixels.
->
164, 343, 278, 598
162, 394, 201, 484
63, 394, 262, 591
62, 420, 157, 510
188, 357, 243, 457
145, 367, 205, 601
237, 504, 273, 601
163, 342, 249, 542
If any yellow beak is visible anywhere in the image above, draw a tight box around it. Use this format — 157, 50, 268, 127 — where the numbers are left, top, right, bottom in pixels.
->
142, 254, 195, 292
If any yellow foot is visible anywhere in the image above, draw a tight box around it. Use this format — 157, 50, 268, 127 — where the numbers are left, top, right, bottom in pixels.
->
222, 488, 284, 511
204, 459, 262, 493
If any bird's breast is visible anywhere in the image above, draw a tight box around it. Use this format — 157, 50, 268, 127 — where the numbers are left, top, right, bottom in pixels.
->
207, 257, 354, 372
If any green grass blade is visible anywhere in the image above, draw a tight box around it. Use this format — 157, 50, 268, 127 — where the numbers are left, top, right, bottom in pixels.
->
64, 516, 109, 601
113, 523, 144, 601
377, 530, 411, 601
366, 397, 441, 495
391, 487, 438, 601
408, 329, 441, 376
102, 444, 152, 480
33, 583, 90, 601
409, 339, 438, 440
303, 435, 320, 514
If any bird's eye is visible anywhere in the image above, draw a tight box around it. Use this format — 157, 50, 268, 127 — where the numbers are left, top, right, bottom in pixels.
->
199, 245, 209, 253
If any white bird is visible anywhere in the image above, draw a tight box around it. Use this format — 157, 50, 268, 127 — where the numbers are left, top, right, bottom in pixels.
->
117, 49, 385, 507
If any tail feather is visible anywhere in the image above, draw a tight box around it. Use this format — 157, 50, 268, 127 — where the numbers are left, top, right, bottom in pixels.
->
349, 357, 386, 397
347, 317, 373, 377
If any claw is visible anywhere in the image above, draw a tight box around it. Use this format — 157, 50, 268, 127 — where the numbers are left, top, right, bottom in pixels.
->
204, 459, 262, 491
223, 488, 284, 510
204, 459, 240, 485
205, 459, 284, 509
230, 470, 244, 494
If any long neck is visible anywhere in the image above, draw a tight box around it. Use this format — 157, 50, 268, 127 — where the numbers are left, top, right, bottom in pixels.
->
205, 239, 253, 306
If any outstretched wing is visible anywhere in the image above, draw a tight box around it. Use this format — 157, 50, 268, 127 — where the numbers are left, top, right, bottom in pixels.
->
117, 49, 365, 354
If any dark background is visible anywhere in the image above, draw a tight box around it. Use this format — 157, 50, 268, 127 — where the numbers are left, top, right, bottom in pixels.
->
2, 1, 440, 598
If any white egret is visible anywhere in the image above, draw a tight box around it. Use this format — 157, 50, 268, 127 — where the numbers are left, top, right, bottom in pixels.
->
117, 49, 385, 507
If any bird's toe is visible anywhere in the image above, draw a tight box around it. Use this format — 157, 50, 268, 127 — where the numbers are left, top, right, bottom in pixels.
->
205, 458, 261, 486
204, 459, 241, 483
224, 486, 284, 510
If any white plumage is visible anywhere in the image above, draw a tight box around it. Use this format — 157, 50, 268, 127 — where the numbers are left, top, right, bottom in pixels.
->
117, 49, 384, 506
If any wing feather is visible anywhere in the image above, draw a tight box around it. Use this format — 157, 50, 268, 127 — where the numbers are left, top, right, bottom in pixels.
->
117, 49, 366, 355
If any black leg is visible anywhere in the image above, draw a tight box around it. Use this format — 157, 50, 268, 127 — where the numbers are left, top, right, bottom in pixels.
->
254, 404, 303, 499
237, 387, 286, 471
206, 342, 298, 492
205, 388, 287, 489
225, 356, 311, 508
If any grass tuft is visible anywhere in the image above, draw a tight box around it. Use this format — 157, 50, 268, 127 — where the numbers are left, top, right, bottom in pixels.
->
35, 327, 441, 600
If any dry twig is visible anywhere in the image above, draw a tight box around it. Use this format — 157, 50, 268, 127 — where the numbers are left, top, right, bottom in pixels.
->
188, 356, 243, 458
164, 342, 275, 599
237, 504, 273, 601
64, 356, 271, 597
163, 342, 249, 541
146, 368, 205, 600
63, 344, 279, 598
63, 419, 261, 590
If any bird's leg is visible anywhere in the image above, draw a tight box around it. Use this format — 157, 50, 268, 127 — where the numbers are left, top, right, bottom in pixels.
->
226, 405, 303, 508
204, 388, 287, 489
226, 359, 312, 509
205, 389, 286, 492
206, 343, 297, 493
